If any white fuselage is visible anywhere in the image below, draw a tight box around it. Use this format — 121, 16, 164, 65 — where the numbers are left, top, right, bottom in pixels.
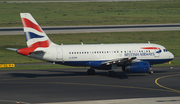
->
31, 43, 174, 67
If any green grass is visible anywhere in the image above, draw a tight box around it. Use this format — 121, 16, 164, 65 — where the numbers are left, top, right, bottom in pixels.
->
0, 1, 180, 27
0, 64, 80, 70
0, 31, 179, 64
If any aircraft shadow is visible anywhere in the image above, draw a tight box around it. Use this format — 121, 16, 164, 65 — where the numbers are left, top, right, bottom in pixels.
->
5, 71, 86, 78
5, 69, 146, 80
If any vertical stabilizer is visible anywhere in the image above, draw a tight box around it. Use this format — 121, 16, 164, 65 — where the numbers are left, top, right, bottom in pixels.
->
20, 13, 52, 48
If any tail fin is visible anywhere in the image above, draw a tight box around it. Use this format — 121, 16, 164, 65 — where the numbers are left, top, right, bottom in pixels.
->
20, 13, 52, 48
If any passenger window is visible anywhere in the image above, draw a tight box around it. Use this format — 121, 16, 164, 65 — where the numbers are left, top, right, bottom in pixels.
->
69, 52, 71, 54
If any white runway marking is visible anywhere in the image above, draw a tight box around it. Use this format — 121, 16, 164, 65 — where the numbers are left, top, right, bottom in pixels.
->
37, 96, 180, 104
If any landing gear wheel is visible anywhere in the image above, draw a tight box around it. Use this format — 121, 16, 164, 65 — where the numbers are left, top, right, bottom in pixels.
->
87, 69, 95, 75
108, 71, 116, 77
148, 66, 153, 74
148, 70, 154, 74
122, 66, 125, 72
149, 70, 154, 74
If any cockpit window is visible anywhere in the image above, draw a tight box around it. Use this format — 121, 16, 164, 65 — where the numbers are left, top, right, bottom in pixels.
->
163, 49, 168, 52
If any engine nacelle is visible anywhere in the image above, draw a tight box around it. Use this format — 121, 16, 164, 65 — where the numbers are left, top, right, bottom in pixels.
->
124, 62, 150, 73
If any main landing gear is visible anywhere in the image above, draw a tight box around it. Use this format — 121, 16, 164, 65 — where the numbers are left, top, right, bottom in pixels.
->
87, 68, 95, 75
108, 64, 117, 77
87, 67, 117, 77
108, 71, 116, 77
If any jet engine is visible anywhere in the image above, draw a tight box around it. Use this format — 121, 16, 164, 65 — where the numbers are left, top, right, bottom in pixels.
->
123, 62, 150, 73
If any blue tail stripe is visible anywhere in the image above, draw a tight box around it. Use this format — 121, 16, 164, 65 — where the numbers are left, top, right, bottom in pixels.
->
24, 32, 44, 41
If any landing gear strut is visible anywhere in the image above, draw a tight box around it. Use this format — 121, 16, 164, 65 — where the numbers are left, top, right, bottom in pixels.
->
108, 64, 117, 77
87, 68, 95, 75
148, 65, 154, 74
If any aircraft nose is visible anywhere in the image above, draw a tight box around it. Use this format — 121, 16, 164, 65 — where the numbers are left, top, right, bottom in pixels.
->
169, 52, 174, 59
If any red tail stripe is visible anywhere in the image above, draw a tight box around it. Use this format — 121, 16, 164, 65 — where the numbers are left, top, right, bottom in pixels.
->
18, 47, 37, 56
21, 18, 43, 33
29, 40, 51, 48
18, 40, 51, 56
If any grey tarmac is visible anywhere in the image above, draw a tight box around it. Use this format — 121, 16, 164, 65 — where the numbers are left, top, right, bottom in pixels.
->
1, 24, 180, 35
0, 66, 180, 104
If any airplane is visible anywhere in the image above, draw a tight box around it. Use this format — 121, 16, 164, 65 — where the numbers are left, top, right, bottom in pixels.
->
7, 13, 174, 77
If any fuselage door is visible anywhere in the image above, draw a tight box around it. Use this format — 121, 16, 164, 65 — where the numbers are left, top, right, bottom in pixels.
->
56, 47, 63, 60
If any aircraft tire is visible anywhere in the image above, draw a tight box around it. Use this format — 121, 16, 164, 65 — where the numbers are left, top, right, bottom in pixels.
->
149, 70, 154, 74
87, 69, 95, 75
148, 70, 154, 74
122, 66, 126, 72
108, 71, 116, 77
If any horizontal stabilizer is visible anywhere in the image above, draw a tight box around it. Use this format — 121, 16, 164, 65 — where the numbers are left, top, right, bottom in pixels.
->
6, 48, 18, 51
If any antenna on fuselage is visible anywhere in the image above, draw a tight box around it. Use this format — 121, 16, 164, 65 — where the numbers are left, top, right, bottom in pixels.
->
148, 41, 150, 44
81, 42, 83, 45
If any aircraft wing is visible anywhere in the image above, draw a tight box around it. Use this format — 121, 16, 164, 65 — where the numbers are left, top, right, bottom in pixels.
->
101, 57, 136, 65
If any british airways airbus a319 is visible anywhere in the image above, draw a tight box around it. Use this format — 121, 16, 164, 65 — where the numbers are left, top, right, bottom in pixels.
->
7, 13, 174, 77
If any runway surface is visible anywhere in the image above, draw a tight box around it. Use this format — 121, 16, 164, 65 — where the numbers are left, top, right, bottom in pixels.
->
1, 24, 180, 35
0, 66, 180, 104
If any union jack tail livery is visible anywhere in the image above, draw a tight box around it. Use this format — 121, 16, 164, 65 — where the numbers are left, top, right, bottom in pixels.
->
20, 13, 52, 48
